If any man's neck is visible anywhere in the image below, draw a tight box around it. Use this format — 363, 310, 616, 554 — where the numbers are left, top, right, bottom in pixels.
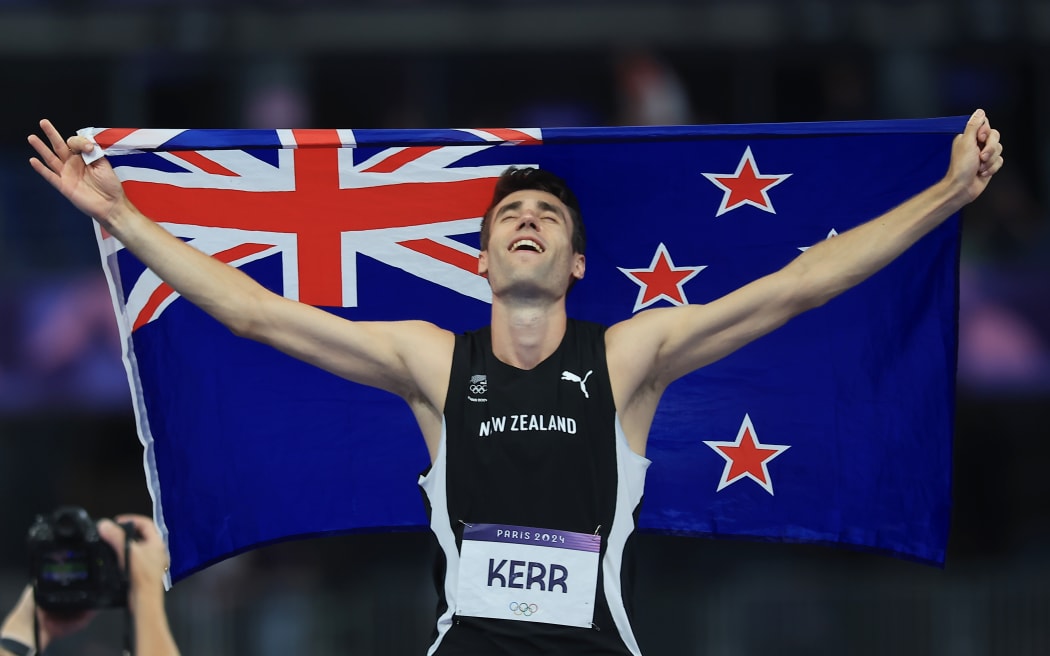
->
489, 299, 568, 370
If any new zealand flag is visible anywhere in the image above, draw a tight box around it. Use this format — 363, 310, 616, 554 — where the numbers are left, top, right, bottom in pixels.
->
81, 118, 963, 581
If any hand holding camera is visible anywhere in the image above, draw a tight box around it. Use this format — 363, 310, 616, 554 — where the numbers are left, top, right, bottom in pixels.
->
96, 514, 170, 609
1, 508, 177, 656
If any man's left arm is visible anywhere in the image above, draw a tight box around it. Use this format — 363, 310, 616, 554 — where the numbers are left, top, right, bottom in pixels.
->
608, 109, 1003, 445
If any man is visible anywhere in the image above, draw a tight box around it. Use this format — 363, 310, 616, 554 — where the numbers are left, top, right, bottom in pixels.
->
28, 111, 1002, 655
0, 514, 180, 656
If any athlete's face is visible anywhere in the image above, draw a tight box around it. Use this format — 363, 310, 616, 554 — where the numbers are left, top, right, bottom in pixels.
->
479, 190, 585, 299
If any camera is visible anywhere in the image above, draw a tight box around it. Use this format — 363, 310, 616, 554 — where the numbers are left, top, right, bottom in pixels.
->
27, 506, 131, 612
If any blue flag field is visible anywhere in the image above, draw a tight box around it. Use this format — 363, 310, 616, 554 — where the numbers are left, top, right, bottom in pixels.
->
82, 118, 963, 581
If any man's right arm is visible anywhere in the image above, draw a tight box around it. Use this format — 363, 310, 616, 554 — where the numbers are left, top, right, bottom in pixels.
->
28, 120, 453, 431
91, 191, 452, 401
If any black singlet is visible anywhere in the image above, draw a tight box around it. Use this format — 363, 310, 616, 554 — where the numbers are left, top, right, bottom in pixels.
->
419, 320, 650, 655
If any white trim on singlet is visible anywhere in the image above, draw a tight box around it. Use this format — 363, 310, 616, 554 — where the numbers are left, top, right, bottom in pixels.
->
419, 418, 458, 656
602, 416, 651, 656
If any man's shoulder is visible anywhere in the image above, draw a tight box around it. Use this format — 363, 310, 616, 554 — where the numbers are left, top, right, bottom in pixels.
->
601, 309, 669, 365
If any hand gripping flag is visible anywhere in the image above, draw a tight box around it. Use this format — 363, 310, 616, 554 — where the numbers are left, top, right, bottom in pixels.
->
81, 119, 963, 581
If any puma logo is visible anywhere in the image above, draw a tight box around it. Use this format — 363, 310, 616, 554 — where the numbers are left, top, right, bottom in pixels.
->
561, 370, 593, 399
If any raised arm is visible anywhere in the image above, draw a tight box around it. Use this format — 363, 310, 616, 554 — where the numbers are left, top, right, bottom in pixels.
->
607, 109, 1003, 453
28, 120, 453, 452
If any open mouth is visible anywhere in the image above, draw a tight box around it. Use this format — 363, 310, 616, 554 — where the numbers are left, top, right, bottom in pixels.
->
510, 238, 545, 253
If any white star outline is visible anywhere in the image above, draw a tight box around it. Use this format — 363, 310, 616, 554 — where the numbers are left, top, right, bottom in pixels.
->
703, 413, 791, 495
798, 228, 840, 252
617, 242, 707, 313
701, 146, 792, 217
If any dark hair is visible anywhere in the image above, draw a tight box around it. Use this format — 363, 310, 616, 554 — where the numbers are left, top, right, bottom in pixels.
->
480, 167, 586, 255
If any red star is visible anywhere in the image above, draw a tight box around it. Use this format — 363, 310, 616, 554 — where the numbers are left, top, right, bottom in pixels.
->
702, 146, 792, 217
618, 243, 706, 312
703, 414, 790, 495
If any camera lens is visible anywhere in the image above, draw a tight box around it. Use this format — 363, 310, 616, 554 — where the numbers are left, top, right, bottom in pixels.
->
54, 513, 78, 539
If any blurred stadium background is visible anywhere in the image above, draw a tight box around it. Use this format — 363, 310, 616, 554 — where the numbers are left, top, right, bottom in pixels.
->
1, 1, 1048, 654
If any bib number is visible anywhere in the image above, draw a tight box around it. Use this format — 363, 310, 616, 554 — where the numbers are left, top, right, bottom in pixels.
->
456, 523, 601, 628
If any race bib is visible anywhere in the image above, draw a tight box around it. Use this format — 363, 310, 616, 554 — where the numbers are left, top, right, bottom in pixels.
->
456, 523, 601, 628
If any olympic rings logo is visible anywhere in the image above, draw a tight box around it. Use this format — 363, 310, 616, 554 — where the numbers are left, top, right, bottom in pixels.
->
509, 601, 538, 617
468, 375, 487, 396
